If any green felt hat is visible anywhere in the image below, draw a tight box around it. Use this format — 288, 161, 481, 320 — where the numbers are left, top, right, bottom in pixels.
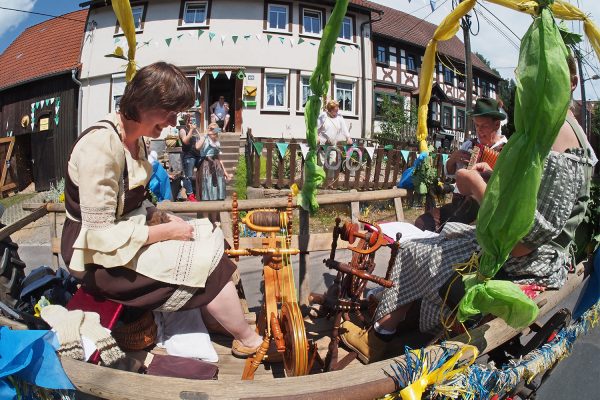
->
468, 98, 506, 121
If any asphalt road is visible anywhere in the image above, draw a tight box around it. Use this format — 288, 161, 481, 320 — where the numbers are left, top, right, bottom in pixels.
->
17, 244, 600, 399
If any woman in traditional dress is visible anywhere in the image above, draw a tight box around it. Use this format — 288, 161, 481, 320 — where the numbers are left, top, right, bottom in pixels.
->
197, 123, 232, 201
61, 62, 263, 356
341, 55, 597, 364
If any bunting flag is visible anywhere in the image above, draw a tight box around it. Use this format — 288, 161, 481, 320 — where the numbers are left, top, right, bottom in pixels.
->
299, 143, 310, 160
187, 31, 194, 37
278, 36, 286, 45
340, 45, 346, 52
224, 71, 232, 79
221, 35, 226, 45
45, 99, 50, 106
176, 34, 184, 40
197, 70, 205, 81
165, 38, 172, 47
442, 153, 449, 167
289, 38, 294, 47
211, 71, 220, 79
197, 29, 204, 39
232, 35, 239, 44
244, 34, 252, 40
365, 146, 375, 160
114, 37, 120, 44
255, 34, 261, 41
401, 150, 410, 162
253, 141, 264, 155
209, 32, 216, 41
267, 34, 273, 43
276, 142, 289, 158
310, 42, 316, 46
430, 0, 436, 12
50, 97, 55, 104
298, 38, 305, 45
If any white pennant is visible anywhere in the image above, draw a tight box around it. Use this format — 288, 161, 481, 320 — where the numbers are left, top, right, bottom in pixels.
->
255, 34, 262, 41
299, 143, 310, 160
224, 71, 232, 79
365, 146, 376, 160
289, 38, 293, 47
197, 70, 206, 80
221, 35, 226, 45
187, 31, 194, 37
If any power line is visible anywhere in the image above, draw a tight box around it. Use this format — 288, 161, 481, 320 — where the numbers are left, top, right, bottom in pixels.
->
0, 6, 86, 23
393, 0, 451, 44
476, 2, 521, 43
476, 8, 520, 50
582, 62, 600, 100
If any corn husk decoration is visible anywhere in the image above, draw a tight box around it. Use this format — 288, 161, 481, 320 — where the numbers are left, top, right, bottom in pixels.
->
108, 0, 137, 82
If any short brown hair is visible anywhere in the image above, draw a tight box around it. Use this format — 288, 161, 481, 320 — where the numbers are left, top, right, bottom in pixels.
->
325, 99, 339, 112
119, 62, 194, 122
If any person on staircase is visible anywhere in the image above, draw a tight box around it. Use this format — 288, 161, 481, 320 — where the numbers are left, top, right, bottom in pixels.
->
209, 96, 231, 132
178, 113, 202, 202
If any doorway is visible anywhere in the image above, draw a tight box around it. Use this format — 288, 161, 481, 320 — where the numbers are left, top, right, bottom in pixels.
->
207, 73, 238, 132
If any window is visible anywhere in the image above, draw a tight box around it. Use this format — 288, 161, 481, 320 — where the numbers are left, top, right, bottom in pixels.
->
456, 109, 465, 130
376, 45, 388, 64
442, 106, 453, 128
457, 75, 465, 89
339, 16, 352, 41
301, 76, 312, 108
116, 4, 146, 33
374, 92, 402, 118
473, 77, 479, 94
267, 4, 288, 31
183, 1, 208, 26
443, 67, 454, 85
482, 81, 491, 97
406, 54, 417, 72
335, 81, 354, 113
303, 9, 323, 35
111, 74, 126, 112
265, 75, 287, 108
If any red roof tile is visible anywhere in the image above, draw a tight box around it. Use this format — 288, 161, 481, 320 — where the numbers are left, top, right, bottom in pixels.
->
0, 9, 88, 90
361, 0, 499, 78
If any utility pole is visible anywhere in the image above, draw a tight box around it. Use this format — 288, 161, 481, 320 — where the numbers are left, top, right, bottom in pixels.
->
461, 7, 474, 140
575, 48, 588, 137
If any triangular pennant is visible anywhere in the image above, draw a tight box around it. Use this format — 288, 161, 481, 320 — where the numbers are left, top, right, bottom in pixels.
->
442, 153, 449, 167
430, 0, 436, 12
31, 103, 35, 110
365, 146, 375, 160
276, 142, 289, 158
298, 38, 305, 45
278, 37, 285, 45
340, 45, 346, 52
197, 70, 206, 80
212, 71, 220, 79
310, 42, 316, 46
289, 38, 293, 47
209, 32, 216, 41
267, 34, 273, 43
45, 99, 50, 106
255, 34, 262, 41
177, 34, 184, 40
50, 97, 55, 104
31, 122, 34, 130
244, 34, 252, 40
253, 141, 264, 155
165, 38, 172, 47
400, 150, 410, 162
198, 29, 204, 39
232, 35, 239, 44
194, 98, 200, 108
54, 115, 59, 126
221, 35, 226, 45
114, 37, 120, 44
224, 71, 232, 79
299, 143, 310, 160
187, 32, 194, 37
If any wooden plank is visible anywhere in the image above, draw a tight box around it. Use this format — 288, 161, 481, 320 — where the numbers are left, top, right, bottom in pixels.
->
0, 137, 15, 197
351, 146, 364, 191
342, 149, 352, 190
350, 200, 360, 224
276, 146, 284, 189
393, 197, 404, 222
332, 146, 341, 190
382, 148, 393, 189
252, 141, 261, 188
51, 237, 62, 254
371, 148, 384, 190
361, 148, 373, 191
0, 205, 47, 242
265, 142, 273, 188
390, 150, 401, 189
298, 209, 310, 306
220, 211, 233, 238
50, 211, 59, 268
288, 142, 297, 187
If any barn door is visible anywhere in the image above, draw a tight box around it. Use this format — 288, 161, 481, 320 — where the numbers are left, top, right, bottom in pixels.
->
31, 130, 55, 191
0, 137, 17, 198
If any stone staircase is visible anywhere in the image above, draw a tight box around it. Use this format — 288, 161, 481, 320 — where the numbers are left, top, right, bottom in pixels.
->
219, 132, 242, 198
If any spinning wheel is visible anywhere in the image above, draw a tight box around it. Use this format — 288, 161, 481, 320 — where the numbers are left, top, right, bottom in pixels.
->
309, 218, 399, 371
226, 194, 313, 380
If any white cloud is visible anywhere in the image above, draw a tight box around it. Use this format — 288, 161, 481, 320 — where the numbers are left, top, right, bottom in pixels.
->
0, 0, 38, 40
373, 0, 600, 99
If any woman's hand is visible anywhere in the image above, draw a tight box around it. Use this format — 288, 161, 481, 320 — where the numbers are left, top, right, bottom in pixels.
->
225, 172, 233, 181
167, 213, 184, 223
165, 220, 194, 241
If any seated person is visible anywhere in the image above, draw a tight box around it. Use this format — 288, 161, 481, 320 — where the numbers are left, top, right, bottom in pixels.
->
61, 62, 263, 357
210, 96, 231, 132
414, 98, 507, 232
340, 55, 596, 364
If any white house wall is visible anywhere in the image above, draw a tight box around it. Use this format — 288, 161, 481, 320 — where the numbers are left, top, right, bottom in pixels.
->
79, 0, 373, 138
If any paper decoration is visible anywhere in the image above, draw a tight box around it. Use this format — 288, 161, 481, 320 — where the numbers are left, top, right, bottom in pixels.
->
50, 97, 55, 104
299, 143, 310, 160
340, 45, 346, 52
267, 34, 273, 43
198, 30, 204, 39
276, 142, 289, 158
289, 38, 294, 47
278, 37, 285, 45
54, 115, 59, 126
244, 35, 251, 40
165, 38, 172, 47
209, 32, 216, 41
211, 71, 220, 79
45, 99, 50, 106
298, 38, 305, 45
430, 0, 436, 12
177, 34, 184, 40
253, 141, 264, 155
232, 35, 238, 44
442, 153, 449, 167
310, 42, 316, 46
224, 71, 232, 79
365, 146, 375, 160
401, 150, 410, 162
221, 35, 226, 45
197, 70, 205, 81
255, 34, 261, 41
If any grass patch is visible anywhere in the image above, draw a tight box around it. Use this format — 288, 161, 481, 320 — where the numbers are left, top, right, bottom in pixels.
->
0, 193, 36, 209
234, 155, 248, 200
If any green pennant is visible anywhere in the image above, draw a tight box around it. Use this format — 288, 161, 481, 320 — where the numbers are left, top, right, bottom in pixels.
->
212, 71, 220, 79
209, 32, 216, 41
177, 34, 184, 40
253, 141, 264, 155
278, 37, 286, 45
197, 29, 204, 39
298, 38, 305, 45
340, 45, 346, 52
267, 34, 273, 43
165, 38, 172, 47
244, 34, 252, 40
232, 35, 239, 44
276, 142, 289, 158
310, 42, 316, 46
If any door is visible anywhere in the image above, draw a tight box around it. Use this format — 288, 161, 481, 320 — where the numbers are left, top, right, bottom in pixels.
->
207, 72, 237, 132
31, 130, 55, 191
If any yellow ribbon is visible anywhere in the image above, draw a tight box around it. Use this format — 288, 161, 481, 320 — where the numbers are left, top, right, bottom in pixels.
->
112, 0, 137, 82
399, 344, 479, 400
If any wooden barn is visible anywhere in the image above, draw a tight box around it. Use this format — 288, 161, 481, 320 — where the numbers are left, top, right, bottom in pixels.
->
0, 9, 88, 192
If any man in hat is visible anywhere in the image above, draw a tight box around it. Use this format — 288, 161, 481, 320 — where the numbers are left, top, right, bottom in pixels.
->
415, 98, 508, 232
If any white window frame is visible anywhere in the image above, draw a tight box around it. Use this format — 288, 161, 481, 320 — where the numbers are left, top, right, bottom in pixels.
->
267, 3, 289, 32
338, 16, 352, 41
117, 4, 145, 34
442, 105, 454, 129
302, 9, 323, 36
264, 74, 288, 110
300, 74, 313, 111
456, 109, 465, 130
111, 74, 127, 112
334, 80, 355, 115
182, 1, 209, 27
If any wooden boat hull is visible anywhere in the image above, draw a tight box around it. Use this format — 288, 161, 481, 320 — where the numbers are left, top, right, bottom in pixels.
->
3, 260, 586, 400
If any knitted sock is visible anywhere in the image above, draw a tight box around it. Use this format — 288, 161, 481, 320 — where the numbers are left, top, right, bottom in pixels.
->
40, 305, 84, 360
80, 311, 126, 367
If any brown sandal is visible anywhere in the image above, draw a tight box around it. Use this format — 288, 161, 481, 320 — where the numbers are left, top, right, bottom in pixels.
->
231, 339, 283, 362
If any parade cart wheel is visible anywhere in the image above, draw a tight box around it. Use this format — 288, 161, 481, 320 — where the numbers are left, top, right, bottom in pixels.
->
280, 302, 309, 377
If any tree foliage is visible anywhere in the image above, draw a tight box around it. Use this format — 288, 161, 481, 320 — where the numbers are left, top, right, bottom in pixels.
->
591, 102, 600, 137
378, 95, 417, 144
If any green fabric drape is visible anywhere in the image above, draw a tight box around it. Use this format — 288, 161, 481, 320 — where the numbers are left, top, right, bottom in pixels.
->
457, 4, 572, 328
298, 0, 349, 213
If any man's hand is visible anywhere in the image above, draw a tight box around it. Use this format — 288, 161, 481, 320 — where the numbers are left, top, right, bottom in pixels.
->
455, 169, 487, 204
446, 150, 471, 174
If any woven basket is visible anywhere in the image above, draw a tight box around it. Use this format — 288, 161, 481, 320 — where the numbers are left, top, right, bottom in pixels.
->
111, 311, 157, 352
165, 136, 179, 148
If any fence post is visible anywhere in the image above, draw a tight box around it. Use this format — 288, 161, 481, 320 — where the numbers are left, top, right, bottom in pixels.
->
298, 208, 310, 306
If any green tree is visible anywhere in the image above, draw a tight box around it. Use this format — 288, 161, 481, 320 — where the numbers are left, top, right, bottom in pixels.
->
498, 78, 517, 138
591, 102, 600, 137
378, 95, 417, 143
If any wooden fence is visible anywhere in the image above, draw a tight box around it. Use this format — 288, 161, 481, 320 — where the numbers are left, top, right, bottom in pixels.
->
246, 132, 452, 191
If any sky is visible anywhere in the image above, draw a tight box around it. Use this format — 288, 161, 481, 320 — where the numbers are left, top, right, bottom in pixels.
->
1, 0, 600, 99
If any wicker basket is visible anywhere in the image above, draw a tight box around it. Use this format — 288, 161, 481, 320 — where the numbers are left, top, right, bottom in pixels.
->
165, 136, 179, 148
111, 311, 157, 351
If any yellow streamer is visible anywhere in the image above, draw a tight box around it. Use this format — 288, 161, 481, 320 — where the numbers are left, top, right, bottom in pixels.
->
399, 344, 479, 400
111, 0, 137, 82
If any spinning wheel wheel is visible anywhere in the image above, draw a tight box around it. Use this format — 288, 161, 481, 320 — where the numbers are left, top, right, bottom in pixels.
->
281, 302, 309, 376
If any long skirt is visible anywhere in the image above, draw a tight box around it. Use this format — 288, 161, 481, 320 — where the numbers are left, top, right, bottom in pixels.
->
199, 157, 226, 201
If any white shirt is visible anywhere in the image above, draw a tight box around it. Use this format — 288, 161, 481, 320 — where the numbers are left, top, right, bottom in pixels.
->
317, 112, 350, 145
